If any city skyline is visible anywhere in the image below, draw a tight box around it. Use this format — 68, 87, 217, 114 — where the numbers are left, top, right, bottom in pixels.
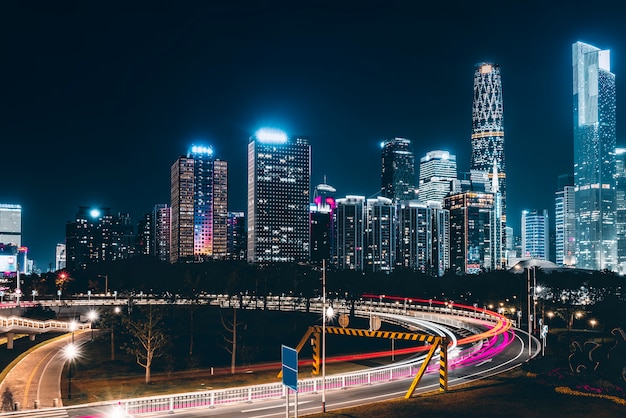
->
3, 2, 626, 269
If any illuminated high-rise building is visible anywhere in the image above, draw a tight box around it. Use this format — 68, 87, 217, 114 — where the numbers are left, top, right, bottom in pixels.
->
365, 196, 395, 273
0, 204, 21, 247
381, 138, 416, 201
615, 149, 626, 273
65, 207, 135, 270
335, 195, 366, 270
419, 150, 457, 205
555, 174, 576, 267
521, 209, 550, 260
227, 212, 246, 260
154, 204, 171, 262
470, 62, 506, 268
310, 182, 336, 265
170, 145, 228, 263
397, 200, 449, 276
247, 129, 310, 263
573, 42, 617, 271
444, 189, 494, 275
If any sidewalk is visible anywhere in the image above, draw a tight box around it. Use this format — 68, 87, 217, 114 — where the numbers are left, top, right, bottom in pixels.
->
0, 331, 90, 412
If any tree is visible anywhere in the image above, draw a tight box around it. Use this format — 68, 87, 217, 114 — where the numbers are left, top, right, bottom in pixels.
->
221, 307, 242, 374
123, 305, 169, 384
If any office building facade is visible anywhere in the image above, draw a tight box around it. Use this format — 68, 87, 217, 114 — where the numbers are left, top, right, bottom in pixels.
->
365, 197, 395, 273
335, 195, 366, 271
521, 209, 550, 260
418, 150, 457, 205
310, 183, 336, 265
170, 145, 228, 263
397, 200, 450, 276
470, 62, 506, 269
247, 129, 310, 263
381, 138, 416, 201
0, 204, 21, 247
555, 174, 576, 267
65, 207, 135, 270
573, 41, 617, 271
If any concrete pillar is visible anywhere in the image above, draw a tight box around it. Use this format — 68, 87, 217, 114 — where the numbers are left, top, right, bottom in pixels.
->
6, 333, 14, 350
29, 334, 36, 342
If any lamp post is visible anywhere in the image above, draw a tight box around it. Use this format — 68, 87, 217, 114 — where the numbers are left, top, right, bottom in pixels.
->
87, 310, 98, 341
590, 319, 597, 330
322, 259, 327, 413
98, 274, 109, 295
63, 343, 79, 400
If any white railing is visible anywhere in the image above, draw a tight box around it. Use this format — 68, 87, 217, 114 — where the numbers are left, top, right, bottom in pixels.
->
0, 316, 91, 332
62, 302, 501, 416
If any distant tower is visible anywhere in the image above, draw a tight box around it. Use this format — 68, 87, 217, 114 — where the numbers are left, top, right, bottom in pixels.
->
471, 63, 506, 267
521, 209, 550, 260
0, 204, 22, 247
153, 204, 171, 262
444, 188, 494, 274
419, 150, 457, 205
573, 41, 617, 271
170, 145, 228, 263
365, 196, 395, 273
247, 129, 311, 263
615, 149, 626, 273
335, 195, 366, 270
397, 200, 449, 276
65, 207, 135, 270
555, 174, 576, 267
55, 243, 66, 271
381, 138, 416, 201
227, 211, 246, 260
310, 182, 336, 265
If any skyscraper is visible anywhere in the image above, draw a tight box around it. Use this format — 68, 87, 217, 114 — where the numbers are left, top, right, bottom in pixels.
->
170, 145, 228, 263
419, 150, 457, 205
381, 138, 416, 201
572, 41, 617, 271
365, 196, 395, 273
227, 212, 246, 260
0, 204, 21, 247
310, 182, 336, 265
521, 209, 550, 260
65, 207, 135, 270
247, 129, 311, 263
615, 149, 626, 273
445, 190, 494, 275
470, 62, 506, 268
153, 204, 171, 262
555, 174, 576, 267
397, 200, 450, 276
335, 195, 366, 270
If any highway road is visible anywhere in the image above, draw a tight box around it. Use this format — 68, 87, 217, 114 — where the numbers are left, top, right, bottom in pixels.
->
0, 297, 540, 418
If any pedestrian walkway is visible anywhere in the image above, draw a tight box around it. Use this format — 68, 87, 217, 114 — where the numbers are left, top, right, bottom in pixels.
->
0, 331, 89, 412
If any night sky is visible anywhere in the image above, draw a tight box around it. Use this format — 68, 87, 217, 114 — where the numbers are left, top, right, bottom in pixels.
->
3, 2, 626, 270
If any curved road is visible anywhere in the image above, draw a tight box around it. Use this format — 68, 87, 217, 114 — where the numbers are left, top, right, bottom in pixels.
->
0, 330, 91, 412
0, 303, 540, 418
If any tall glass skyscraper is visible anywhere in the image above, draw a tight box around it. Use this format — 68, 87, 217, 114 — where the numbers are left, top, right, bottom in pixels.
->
555, 174, 576, 267
471, 63, 506, 269
247, 129, 311, 263
381, 138, 416, 201
170, 145, 228, 263
521, 209, 550, 260
572, 41, 617, 271
418, 150, 457, 205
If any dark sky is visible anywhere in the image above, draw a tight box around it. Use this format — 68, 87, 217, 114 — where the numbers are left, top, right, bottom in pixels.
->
2, 1, 626, 270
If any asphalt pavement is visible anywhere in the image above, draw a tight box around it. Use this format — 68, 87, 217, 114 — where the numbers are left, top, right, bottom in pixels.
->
0, 330, 91, 412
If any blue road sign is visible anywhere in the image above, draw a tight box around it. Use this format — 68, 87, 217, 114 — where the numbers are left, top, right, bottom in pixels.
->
281, 345, 298, 392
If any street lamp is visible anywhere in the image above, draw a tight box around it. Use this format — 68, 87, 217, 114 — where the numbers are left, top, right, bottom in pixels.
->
63, 343, 79, 400
87, 310, 98, 341
590, 319, 597, 330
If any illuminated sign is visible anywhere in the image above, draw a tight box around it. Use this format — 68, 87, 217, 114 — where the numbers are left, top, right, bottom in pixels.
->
190, 145, 213, 155
255, 128, 288, 144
